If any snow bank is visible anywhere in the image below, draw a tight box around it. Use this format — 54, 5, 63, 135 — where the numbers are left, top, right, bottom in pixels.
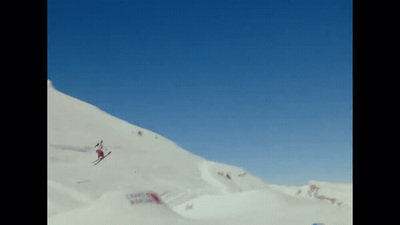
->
48, 190, 196, 225
173, 188, 352, 225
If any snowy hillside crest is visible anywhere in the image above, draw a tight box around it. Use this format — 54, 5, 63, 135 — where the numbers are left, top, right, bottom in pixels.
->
47, 80, 352, 225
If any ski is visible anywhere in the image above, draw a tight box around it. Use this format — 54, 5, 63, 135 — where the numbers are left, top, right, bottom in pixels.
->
92, 156, 104, 164
93, 151, 112, 165
92, 158, 101, 164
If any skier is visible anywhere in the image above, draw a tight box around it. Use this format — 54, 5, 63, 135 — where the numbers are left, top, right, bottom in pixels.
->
94, 140, 104, 159
92, 140, 112, 165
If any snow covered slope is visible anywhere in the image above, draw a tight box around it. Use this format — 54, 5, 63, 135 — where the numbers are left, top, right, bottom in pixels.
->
47, 80, 352, 225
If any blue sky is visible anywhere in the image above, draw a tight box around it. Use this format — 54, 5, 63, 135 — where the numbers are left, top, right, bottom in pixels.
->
48, 0, 352, 185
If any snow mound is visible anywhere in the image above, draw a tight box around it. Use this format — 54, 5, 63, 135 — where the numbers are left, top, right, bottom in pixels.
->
173, 188, 352, 225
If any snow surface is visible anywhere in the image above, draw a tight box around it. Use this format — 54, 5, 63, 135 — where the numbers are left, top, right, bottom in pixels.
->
47, 80, 352, 225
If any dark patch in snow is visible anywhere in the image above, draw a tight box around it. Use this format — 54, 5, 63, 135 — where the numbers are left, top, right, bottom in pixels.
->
50, 144, 92, 152
185, 203, 193, 210
77, 180, 90, 184
307, 184, 344, 206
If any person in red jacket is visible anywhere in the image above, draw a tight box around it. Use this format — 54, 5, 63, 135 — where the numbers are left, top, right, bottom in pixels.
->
94, 140, 104, 159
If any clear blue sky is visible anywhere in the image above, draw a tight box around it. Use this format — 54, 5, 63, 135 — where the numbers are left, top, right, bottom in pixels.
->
48, 0, 352, 185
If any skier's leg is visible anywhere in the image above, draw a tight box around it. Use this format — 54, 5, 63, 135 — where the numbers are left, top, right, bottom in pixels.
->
96, 150, 103, 158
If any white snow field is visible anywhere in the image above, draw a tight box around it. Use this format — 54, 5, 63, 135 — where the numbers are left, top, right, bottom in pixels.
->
47, 80, 352, 225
